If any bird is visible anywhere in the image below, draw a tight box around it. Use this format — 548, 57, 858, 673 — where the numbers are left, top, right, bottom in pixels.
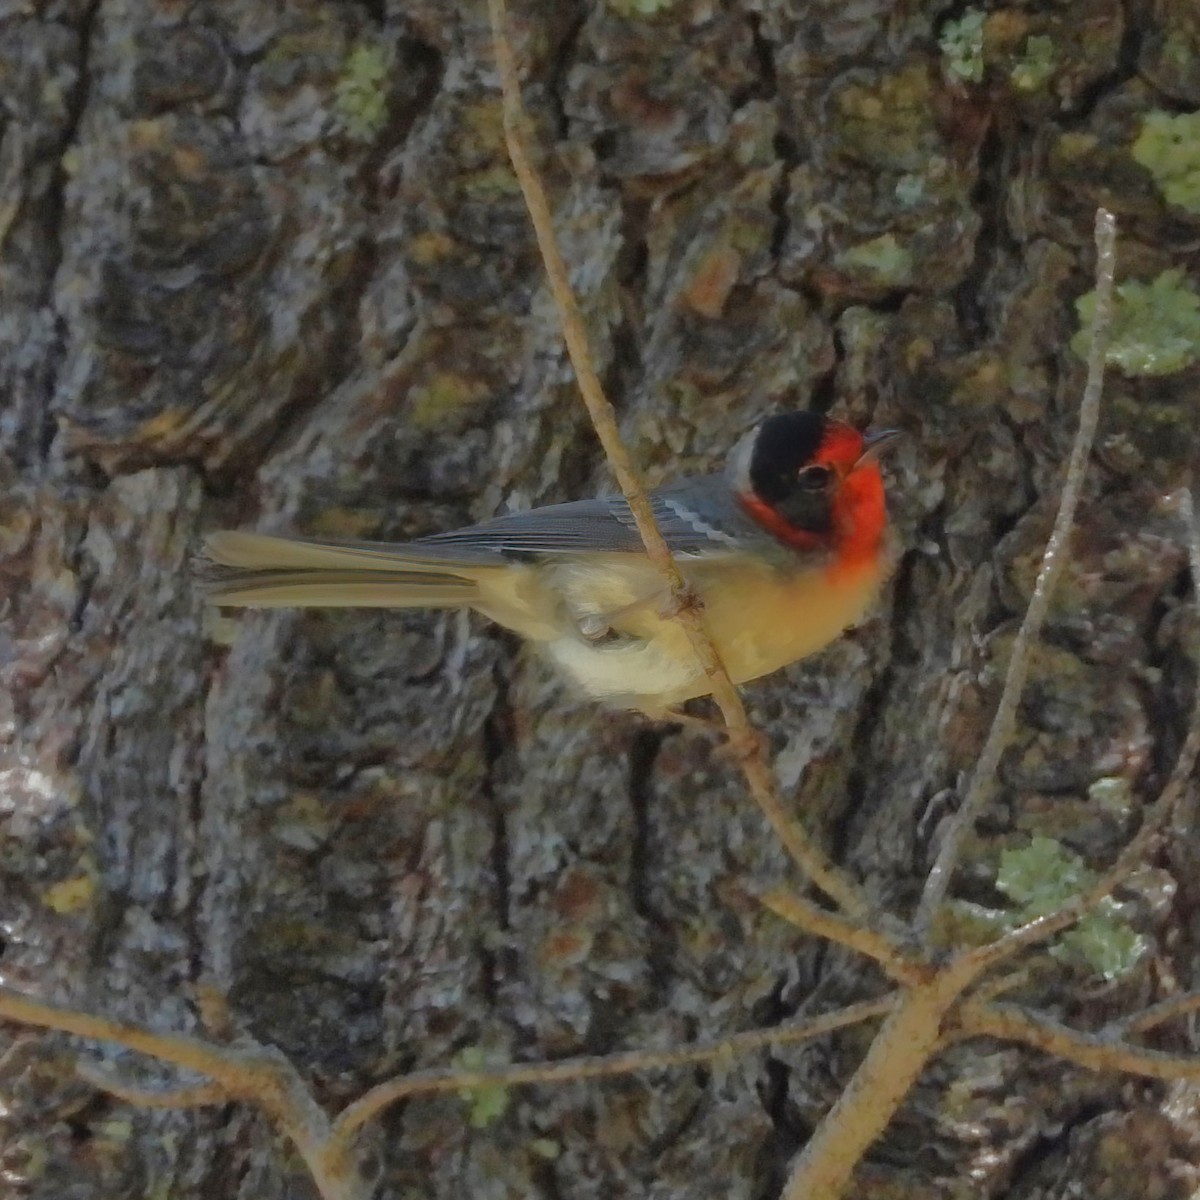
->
201, 410, 900, 716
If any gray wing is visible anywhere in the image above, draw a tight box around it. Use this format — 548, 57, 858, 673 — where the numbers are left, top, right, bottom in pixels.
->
415, 476, 758, 560
200, 477, 775, 611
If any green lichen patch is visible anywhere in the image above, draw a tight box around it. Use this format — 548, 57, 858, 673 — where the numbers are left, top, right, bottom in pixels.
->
452, 1046, 512, 1128
1072, 269, 1200, 376
334, 42, 392, 142
996, 835, 1091, 910
606, 0, 680, 16
1058, 913, 1145, 984
1131, 109, 1200, 214
836, 233, 914, 287
996, 836, 1144, 981
940, 9, 987, 83
1010, 34, 1056, 91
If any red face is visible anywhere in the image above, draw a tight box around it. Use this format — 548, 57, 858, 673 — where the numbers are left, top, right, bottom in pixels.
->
816, 423, 889, 572
739, 415, 892, 568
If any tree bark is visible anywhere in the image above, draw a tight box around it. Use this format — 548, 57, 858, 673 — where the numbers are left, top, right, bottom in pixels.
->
3, 1, 1199, 1197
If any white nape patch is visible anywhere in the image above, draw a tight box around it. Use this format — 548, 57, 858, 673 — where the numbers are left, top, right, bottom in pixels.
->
544, 635, 699, 703
661, 498, 740, 548
724, 426, 757, 498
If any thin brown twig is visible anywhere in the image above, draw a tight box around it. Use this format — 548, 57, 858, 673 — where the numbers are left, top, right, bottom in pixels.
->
960, 1000, 1200, 1082
760, 888, 925, 986
75, 1061, 230, 1110
956, 758, 1197, 979
965, 968, 1033, 1008
781, 967, 978, 1200
484, 0, 865, 918
2, 977, 894, 1189
0, 985, 367, 1200
0, 984, 278, 1098
780, 209, 1125, 1200
1124, 989, 1200, 1037
954, 492, 1200, 981
325, 994, 897, 1169
916, 208, 1119, 937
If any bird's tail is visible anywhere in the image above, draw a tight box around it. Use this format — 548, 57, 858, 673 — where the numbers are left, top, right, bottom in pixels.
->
200, 531, 487, 609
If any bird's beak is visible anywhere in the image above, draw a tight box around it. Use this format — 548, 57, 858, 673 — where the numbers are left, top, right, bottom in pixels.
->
856, 428, 903, 466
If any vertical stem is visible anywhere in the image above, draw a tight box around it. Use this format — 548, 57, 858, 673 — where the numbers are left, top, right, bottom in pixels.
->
780, 980, 957, 1200
484, 0, 866, 916
915, 209, 1119, 936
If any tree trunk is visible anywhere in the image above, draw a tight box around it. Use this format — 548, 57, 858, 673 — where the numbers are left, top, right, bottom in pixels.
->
3, 0, 1199, 1197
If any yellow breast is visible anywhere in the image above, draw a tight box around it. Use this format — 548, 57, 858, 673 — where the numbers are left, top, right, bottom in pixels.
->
479, 552, 886, 710
588, 554, 885, 707
696, 556, 885, 689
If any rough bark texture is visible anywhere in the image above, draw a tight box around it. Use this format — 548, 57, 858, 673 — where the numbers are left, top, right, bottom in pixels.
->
2, 1, 1200, 1197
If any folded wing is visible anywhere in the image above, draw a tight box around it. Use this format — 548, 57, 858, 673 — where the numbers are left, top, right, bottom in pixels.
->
201, 477, 748, 609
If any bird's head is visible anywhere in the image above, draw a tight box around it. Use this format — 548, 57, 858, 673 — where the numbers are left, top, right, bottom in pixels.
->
727, 411, 901, 565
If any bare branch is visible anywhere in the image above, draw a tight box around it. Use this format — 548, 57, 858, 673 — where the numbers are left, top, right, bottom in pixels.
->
0, 984, 274, 1098
75, 1061, 229, 1110
781, 972, 972, 1200
325, 995, 896, 1169
960, 1000, 1200, 1082
1124, 989, 1200, 1037
760, 888, 926, 986
949, 490, 1200, 981
484, 0, 865, 917
777, 209, 1170, 1200
0, 985, 368, 1200
965, 969, 1032, 1008
2, 976, 896, 1197
916, 209, 1119, 936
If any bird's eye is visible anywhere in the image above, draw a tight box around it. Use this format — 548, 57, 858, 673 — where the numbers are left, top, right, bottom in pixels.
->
796, 464, 833, 491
